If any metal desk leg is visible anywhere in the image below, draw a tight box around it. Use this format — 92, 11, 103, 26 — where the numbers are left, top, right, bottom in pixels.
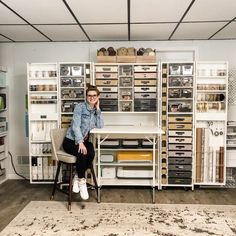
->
152, 187, 155, 204
98, 187, 101, 203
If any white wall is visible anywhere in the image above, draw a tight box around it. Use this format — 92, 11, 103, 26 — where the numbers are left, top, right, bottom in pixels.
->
0, 39, 236, 178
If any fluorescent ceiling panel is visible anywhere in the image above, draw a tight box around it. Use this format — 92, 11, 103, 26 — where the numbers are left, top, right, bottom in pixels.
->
131, 0, 192, 23
0, 4, 25, 24
0, 25, 49, 41
0, 34, 11, 42
83, 24, 128, 40
131, 23, 176, 40
172, 22, 226, 40
2, 0, 76, 24
67, 0, 127, 23
36, 25, 88, 41
184, 0, 236, 21
212, 22, 236, 39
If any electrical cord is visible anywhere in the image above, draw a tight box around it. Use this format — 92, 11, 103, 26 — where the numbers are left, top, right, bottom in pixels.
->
9, 151, 29, 181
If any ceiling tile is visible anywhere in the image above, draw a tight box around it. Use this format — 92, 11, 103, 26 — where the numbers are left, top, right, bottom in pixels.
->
131, 0, 192, 23
83, 24, 128, 40
0, 25, 49, 41
131, 23, 176, 40
36, 25, 88, 41
67, 0, 127, 23
2, 0, 76, 24
212, 22, 236, 39
172, 22, 226, 40
0, 4, 25, 24
184, 0, 236, 21
0, 34, 11, 42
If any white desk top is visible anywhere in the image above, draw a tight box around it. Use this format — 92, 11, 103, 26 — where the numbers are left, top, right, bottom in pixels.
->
91, 125, 164, 135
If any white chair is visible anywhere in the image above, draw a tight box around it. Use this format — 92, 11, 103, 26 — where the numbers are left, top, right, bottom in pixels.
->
50, 128, 98, 210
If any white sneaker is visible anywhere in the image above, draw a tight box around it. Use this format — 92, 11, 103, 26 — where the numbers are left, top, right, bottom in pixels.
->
78, 178, 89, 200
72, 174, 80, 193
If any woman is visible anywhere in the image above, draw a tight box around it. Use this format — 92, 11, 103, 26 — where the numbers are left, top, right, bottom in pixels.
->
63, 85, 104, 200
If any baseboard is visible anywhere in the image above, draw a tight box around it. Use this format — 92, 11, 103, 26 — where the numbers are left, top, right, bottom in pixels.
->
7, 173, 29, 180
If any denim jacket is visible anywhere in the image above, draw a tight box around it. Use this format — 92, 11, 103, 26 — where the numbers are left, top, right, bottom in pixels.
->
65, 102, 104, 144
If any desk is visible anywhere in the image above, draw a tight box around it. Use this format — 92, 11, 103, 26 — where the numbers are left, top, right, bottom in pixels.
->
91, 125, 164, 203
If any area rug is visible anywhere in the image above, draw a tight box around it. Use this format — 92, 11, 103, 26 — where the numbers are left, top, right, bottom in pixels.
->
1, 201, 236, 236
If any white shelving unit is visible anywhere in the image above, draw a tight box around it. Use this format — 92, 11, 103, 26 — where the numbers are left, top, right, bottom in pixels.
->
94, 63, 161, 191
195, 61, 228, 186
0, 66, 8, 184
59, 62, 92, 128
27, 63, 59, 184
160, 62, 195, 189
226, 121, 236, 187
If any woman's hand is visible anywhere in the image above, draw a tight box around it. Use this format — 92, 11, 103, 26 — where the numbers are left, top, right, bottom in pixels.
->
95, 98, 100, 110
78, 143, 87, 155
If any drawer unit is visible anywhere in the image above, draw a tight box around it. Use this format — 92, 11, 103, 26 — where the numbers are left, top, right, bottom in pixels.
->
182, 64, 194, 75
134, 73, 157, 79
168, 144, 192, 150
96, 66, 118, 72
121, 139, 140, 148
168, 77, 193, 87
168, 164, 192, 171
168, 131, 192, 136
100, 93, 118, 99
101, 106, 118, 111
61, 101, 79, 112
120, 77, 132, 87
134, 87, 156, 92
134, 79, 157, 86
120, 101, 132, 112
134, 93, 156, 99
162, 62, 194, 188
169, 64, 181, 75
119, 88, 132, 100
168, 171, 192, 178
168, 158, 192, 165
168, 124, 192, 130
168, 137, 192, 143
97, 87, 118, 93
134, 66, 156, 72
140, 139, 153, 148
95, 72, 118, 79
119, 65, 133, 76
168, 151, 192, 157
168, 101, 192, 112
134, 99, 156, 111
168, 178, 192, 185
100, 99, 118, 106
61, 77, 84, 87
100, 139, 120, 148
168, 116, 192, 123
117, 151, 152, 162
96, 79, 118, 86
168, 88, 193, 99
61, 88, 84, 99
100, 99, 118, 111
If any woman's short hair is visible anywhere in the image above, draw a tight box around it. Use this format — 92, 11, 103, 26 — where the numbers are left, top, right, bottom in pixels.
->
86, 85, 100, 96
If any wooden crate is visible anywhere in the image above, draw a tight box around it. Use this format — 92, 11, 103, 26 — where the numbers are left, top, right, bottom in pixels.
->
96, 56, 116, 63
116, 55, 136, 63
136, 55, 156, 63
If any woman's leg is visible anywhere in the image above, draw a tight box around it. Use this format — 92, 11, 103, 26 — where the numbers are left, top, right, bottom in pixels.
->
84, 141, 95, 169
63, 138, 95, 178
63, 137, 87, 178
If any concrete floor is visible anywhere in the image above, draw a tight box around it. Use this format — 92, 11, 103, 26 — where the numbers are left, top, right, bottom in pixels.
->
0, 179, 236, 232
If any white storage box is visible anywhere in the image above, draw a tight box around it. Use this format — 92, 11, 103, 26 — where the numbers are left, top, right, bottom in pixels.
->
101, 167, 116, 178
117, 167, 152, 178
101, 154, 114, 162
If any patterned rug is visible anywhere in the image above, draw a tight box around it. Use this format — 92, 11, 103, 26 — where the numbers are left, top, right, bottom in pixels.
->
1, 201, 236, 236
